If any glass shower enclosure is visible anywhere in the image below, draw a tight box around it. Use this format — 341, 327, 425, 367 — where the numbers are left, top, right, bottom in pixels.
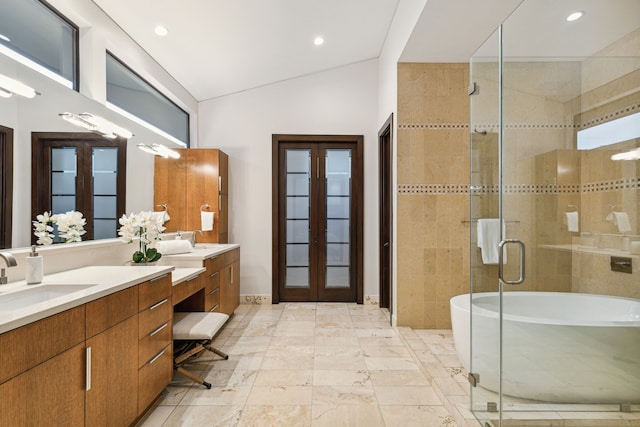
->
469, 1, 640, 425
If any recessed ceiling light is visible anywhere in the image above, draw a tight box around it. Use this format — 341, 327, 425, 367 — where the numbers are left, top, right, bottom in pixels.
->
154, 25, 169, 36
566, 11, 584, 22
314, 36, 324, 46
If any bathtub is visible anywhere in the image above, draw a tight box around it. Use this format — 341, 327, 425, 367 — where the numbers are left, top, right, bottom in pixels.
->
450, 292, 640, 403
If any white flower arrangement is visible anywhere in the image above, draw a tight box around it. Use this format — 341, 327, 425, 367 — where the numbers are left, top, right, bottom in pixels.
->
33, 210, 87, 245
118, 211, 165, 263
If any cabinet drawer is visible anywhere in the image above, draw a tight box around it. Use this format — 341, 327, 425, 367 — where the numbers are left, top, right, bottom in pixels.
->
0, 305, 85, 384
205, 287, 220, 312
138, 344, 172, 415
204, 269, 220, 294
86, 286, 138, 338
205, 255, 223, 272
139, 297, 171, 339
139, 273, 172, 311
139, 321, 171, 369
172, 274, 203, 305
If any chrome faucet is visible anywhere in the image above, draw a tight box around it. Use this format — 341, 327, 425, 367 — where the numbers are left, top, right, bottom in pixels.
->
190, 230, 203, 247
0, 252, 18, 285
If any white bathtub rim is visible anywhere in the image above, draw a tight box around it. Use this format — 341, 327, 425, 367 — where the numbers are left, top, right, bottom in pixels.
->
450, 292, 640, 327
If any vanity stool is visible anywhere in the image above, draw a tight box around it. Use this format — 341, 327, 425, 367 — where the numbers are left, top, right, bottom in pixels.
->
172, 312, 229, 389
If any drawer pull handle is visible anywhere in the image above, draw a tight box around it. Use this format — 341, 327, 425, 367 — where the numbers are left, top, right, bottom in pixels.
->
86, 346, 92, 391
207, 287, 219, 296
149, 348, 167, 365
150, 298, 168, 310
150, 273, 169, 282
150, 322, 168, 337
209, 271, 219, 278
187, 275, 199, 282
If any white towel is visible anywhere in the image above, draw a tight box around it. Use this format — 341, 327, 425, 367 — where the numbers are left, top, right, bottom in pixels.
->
201, 211, 214, 231
155, 239, 193, 255
613, 211, 631, 233
565, 211, 579, 232
153, 210, 170, 225
477, 218, 506, 265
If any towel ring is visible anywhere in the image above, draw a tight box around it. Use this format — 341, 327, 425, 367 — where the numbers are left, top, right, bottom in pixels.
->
567, 204, 577, 212
200, 204, 210, 211
156, 203, 168, 211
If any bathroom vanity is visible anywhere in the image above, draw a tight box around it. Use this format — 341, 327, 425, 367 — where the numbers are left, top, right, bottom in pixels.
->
0, 243, 239, 426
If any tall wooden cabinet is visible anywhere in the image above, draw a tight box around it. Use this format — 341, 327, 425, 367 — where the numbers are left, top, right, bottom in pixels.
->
154, 148, 228, 243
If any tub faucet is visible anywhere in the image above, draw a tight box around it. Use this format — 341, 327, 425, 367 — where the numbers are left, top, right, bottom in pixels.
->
0, 252, 17, 285
190, 230, 203, 247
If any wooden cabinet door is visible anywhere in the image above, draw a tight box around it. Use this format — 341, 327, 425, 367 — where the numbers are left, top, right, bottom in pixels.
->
219, 253, 240, 315
154, 152, 187, 233
85, 315, 139, 427
0, 344, 85, 427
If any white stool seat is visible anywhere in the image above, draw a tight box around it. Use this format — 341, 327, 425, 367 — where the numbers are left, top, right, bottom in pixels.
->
173, 312, 229, 340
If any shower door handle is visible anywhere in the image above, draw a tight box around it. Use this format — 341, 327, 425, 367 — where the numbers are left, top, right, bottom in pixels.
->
498, 239, 525, 285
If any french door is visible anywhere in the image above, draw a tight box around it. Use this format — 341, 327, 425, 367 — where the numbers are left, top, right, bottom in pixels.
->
272, 135, 363, 303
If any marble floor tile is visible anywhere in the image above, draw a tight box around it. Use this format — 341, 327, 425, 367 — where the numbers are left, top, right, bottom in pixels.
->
365, 356, 420, 371
238, 405, 311, 427
369, 370, 432, 386
312, 369, 371, 386
311, 404, 386, 426
245, 385, 313, 406
313, 347, 367, 370
374, 385, 443, 405
162, 405, 243, 427
379, 405, 460, 427
180, 386, 252, 406
312, 385, 378, 406
253, 369, 313, 387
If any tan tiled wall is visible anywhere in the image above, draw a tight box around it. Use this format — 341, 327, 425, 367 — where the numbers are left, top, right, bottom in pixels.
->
397, 63, 470, 328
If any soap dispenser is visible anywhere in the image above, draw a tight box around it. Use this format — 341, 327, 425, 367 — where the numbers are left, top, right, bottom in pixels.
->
26, 245, 43, 285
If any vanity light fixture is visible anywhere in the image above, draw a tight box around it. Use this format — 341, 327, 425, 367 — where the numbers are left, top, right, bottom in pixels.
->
0, 34, 10, 42
59, 112, 133, 139
0, 88, 12, 98
611, 147, 640, 161
0, 72, 37, 98
137, 143, 181, 159
566, 11, 584, 22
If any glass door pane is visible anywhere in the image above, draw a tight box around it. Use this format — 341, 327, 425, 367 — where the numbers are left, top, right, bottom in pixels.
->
324, 149, 351, 289
285, 149, 311, 288
468, 27, 502, 427
92, 147, 118, 239
51, 147, 77, 214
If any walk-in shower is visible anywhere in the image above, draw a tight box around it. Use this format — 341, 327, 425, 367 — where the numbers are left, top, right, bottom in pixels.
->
463, 0, 640, 425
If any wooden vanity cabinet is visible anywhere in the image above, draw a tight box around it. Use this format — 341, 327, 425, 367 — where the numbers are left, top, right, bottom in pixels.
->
154, 148, 228, 243
85, 286, 139, 427
0, 274, 174, 427
0, 306, 86, 427
137, 273, 173, 415
204, 255, 222, 312
219, 248, 240, 316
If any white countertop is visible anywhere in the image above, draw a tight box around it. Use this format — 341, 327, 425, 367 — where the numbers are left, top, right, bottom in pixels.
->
161, 243, 240, 261
0, 265, 174, 334
171, 267, 206, 285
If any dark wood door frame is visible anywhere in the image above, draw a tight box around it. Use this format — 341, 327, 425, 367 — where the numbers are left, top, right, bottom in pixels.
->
272, 134, 364, 304
31, 132, 127, 242
378, 115, 393, 317
0, 125, 13, 249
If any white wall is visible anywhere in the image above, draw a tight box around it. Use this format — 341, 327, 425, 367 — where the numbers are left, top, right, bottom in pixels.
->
376, 0, 428, 321
198, 59, 379, 300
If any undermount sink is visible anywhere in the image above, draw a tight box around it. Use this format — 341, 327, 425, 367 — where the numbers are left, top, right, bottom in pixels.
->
0, 284, 97, 312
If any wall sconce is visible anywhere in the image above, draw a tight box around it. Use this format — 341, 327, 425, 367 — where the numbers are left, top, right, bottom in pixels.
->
611, 148, 640, 161
59, 112, 133, 139
0, 72, 37, 98
137, 143, 181, 159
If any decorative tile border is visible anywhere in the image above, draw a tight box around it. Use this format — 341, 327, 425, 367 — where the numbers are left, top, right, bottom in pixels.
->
399, 102, 640, 133
398, 123, 469, 130
400, 178, 639, 195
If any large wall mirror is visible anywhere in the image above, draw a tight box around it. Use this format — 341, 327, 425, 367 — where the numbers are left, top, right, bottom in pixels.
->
0, 52, 180, 249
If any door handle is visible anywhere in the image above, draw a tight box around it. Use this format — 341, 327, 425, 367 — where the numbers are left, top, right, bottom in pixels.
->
498, 239, 525, 285
383, 242, 389, 247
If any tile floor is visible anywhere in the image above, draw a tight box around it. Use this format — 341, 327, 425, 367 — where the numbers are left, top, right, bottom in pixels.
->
137, 303, 640, 427
136, 303, 472, 427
